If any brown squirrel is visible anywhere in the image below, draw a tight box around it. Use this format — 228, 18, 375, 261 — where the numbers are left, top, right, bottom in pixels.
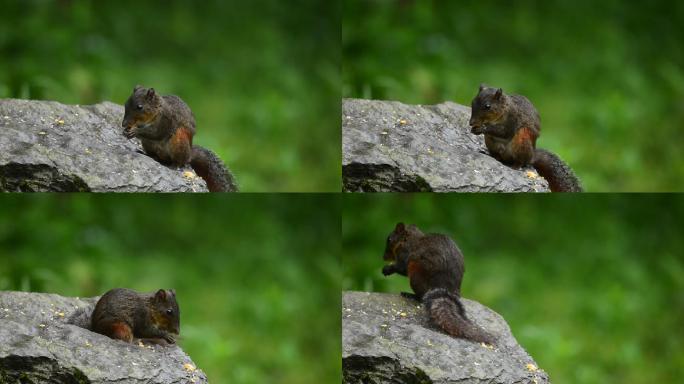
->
382, 223, 496, 345
91, 288, 180, 345
469, 84, 582, 192
122, 85, 238, 192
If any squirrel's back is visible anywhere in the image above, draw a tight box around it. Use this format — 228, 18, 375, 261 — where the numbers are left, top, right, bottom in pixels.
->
161, 94, 196, 136
508, 94, 540, 132
406, 234, 464, 297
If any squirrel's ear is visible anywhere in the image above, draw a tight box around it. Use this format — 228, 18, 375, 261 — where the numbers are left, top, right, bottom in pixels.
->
395, 222, 406, 232
134, 85, 143, 92
494, 88, 503, 99
479, 83, 485, 92
170, 289, 176, 297
146, 88, 156, 99
155, 289, 167, 301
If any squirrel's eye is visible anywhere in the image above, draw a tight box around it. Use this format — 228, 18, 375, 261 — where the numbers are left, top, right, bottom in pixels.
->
484, 103, 491, 109
166, 308, 173, 315
136, 104, 143, 110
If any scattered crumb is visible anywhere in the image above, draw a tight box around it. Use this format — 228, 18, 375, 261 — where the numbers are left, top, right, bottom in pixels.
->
481, 342, 494, 350
38, 131, 47, 135
55, 118, 65, 125
399, 119, 407, 125
56, 311, 65, 317
182, 171, 196, 179
183, 363, 197, 372
399, 312, 407, 317
526, 363, 539, 372
85, 341, 92, 347
525, 170, 538, 179
39, 324, 46, 328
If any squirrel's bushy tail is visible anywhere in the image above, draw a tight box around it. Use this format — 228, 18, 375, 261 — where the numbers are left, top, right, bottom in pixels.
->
532, 148, 583, 192
423, 288, 496, 345
191, 145, 238, 192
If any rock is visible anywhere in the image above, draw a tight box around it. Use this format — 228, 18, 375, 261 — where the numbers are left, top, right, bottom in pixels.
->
342, 291, 550, 384
342, 98, 550, 192
0, 98, 212, 192
0, 290, 207, 384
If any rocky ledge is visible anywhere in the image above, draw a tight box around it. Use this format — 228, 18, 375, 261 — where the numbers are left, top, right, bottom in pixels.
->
0, 290, 207, 383
342, 291, 550, 384
0, 98, 226, 192
342, 98, 550, 192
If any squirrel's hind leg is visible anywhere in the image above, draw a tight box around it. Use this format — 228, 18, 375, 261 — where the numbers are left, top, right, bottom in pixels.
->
106, 321, 133, 343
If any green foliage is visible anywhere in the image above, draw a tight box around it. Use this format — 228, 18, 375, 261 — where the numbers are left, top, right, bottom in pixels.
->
342, 194, 684, 384
343, 0, 684, 191
0, 195, 341, 383
0, 0, 341, 192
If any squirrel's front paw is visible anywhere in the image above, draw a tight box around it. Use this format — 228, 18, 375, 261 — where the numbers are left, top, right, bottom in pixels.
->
382, 265, 395, 276
123, 127, 136, 139
163, 333, 177, 344
470, 125, 485, 135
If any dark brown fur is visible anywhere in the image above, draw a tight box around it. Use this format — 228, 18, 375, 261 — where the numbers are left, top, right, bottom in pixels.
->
469, 84, 582, 192
91, 288, 180, 345
122, 85, 238, 192
382, 223, 495, 344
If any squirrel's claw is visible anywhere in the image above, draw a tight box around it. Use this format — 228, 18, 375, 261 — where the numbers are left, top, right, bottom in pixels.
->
123, 128, 136, 139
163, 333, 177, 344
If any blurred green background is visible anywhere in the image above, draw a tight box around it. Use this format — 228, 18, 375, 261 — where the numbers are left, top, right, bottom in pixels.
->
0, 0, 340, 192
0, 194, 341, 383
343, 194, 684, 384
343, 0, 684, 191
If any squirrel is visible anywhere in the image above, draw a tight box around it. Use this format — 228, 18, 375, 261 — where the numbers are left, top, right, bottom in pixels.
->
382, 222, 496, 345
122, 85, 238, 192
91, 288, 180, 345
469, 84, 582, 192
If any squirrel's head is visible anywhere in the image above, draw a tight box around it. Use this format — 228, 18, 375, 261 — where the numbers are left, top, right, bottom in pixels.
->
122, 85, 163, 138
383, 222, 422, 261
469, 84, 506, 135
150, 288, 180, 339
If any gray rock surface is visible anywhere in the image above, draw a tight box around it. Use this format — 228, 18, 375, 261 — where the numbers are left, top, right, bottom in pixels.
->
0, 98, 209, 192
342, 98, 550, 192
0, 290, 207, 384
342, 291, 550, 384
